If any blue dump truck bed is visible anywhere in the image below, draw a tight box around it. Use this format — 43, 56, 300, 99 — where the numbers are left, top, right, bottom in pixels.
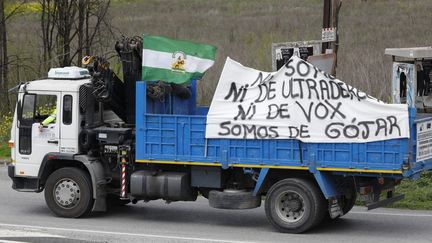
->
135, 81, 432, 179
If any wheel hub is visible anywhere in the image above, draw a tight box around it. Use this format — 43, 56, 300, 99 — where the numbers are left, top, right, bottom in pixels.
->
53, 179, 81, 209
276, 191, 306, 223
286, 198, 302, 212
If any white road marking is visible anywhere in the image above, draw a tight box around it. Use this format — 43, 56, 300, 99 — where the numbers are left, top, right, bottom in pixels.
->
0, 223, 255, 243
0, 228, 63, 238
350, 211, 432, 217
0, 240, 28, 243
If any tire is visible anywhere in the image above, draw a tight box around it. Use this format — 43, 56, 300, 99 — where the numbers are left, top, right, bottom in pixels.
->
209, 190, 261, 209
329, 179, 357, 219
265, 178, 326, 233
341, 188, 357, 215
44, 167, 94, 218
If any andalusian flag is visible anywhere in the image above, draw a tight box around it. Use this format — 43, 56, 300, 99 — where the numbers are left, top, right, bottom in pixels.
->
142, 35, 217, 84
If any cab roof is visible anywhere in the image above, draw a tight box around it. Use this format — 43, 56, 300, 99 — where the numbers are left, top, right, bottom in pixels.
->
385, 47, 432, 59
19, 78, 91, 93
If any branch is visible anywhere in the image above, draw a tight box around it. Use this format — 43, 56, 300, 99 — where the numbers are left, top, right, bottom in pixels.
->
87, 0, 110, 48
4, 0, 27, 22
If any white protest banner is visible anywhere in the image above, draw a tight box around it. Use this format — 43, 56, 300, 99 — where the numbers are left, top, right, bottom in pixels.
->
205, 56, 409, 143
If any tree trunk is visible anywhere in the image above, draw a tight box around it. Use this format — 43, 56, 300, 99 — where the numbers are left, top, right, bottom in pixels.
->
0, 0, 11, 114
39, 0, 111, 68
41, 0, 48, 70
77, 0, 85, 66
41, 0, 57, 71
85, 0, 90, 55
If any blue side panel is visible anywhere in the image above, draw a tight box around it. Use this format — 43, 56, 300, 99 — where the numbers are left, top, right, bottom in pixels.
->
136, 81, 147, 161
196, 106, 209, 115
314, 139, 408, 171
172, 80, 197, 115
136, 81, 411, 172
136, 115, 408, 171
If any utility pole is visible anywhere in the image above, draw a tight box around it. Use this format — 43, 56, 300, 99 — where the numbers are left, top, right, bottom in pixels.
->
322, 0, 342, 76
331, 0, 342, 76
322, 0, 332, 53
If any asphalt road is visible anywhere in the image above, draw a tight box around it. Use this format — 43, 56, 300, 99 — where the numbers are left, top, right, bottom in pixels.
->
1, 165, 432, 243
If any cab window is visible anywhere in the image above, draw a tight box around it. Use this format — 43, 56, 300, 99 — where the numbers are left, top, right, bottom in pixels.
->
35, 95, 57, 125
63, 95, 72, 125
18, 94, 57, 155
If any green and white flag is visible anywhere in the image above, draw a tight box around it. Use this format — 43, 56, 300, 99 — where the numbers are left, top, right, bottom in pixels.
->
142, 35, 217, 84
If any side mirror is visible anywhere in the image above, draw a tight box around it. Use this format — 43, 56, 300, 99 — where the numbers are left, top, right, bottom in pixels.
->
18, 93, 36, 127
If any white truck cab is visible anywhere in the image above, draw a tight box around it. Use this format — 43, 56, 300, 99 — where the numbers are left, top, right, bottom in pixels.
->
10, 67, 90, 180
9, 65, 120, 216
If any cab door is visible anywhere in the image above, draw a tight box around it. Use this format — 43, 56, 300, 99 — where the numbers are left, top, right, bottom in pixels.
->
59, 92, 78, 154
15, 92, 60, 177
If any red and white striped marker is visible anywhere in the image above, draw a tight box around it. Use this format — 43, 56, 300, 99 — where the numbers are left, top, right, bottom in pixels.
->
121, 162, 126, 198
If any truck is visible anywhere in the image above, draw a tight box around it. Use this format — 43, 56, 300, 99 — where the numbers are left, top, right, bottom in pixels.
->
7, 37, 432, 233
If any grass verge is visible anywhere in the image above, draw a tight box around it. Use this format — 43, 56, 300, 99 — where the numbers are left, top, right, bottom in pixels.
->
0, 143, 11, 161
356, 172, 432, 210
390, 172, 432, 210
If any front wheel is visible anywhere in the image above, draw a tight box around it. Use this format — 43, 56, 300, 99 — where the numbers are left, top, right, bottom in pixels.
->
265, 178, 326, 233
44, 167, 94, 218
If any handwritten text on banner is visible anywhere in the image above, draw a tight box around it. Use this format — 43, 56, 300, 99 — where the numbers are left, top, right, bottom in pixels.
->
205, 56, 409, 143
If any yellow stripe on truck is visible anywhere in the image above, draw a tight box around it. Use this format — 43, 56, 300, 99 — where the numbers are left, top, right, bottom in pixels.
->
135, 160, 403, 174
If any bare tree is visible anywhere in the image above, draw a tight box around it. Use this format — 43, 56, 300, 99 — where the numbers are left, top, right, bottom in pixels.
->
77, 0, 86, 64
57, 1, 77, 66
0, 1, 7, 105
40, 0, 57, 71
0, 0, 26, 113
40, 0, 111, 68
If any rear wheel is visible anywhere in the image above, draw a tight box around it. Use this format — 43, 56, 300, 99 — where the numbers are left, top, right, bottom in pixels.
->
44, 167, 94, 218
329, 179, 357, 219
265, 178, 326, 233
340, 188, 357, 215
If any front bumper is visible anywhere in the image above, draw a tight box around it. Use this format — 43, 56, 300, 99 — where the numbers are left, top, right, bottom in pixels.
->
8, 164, 41, 192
